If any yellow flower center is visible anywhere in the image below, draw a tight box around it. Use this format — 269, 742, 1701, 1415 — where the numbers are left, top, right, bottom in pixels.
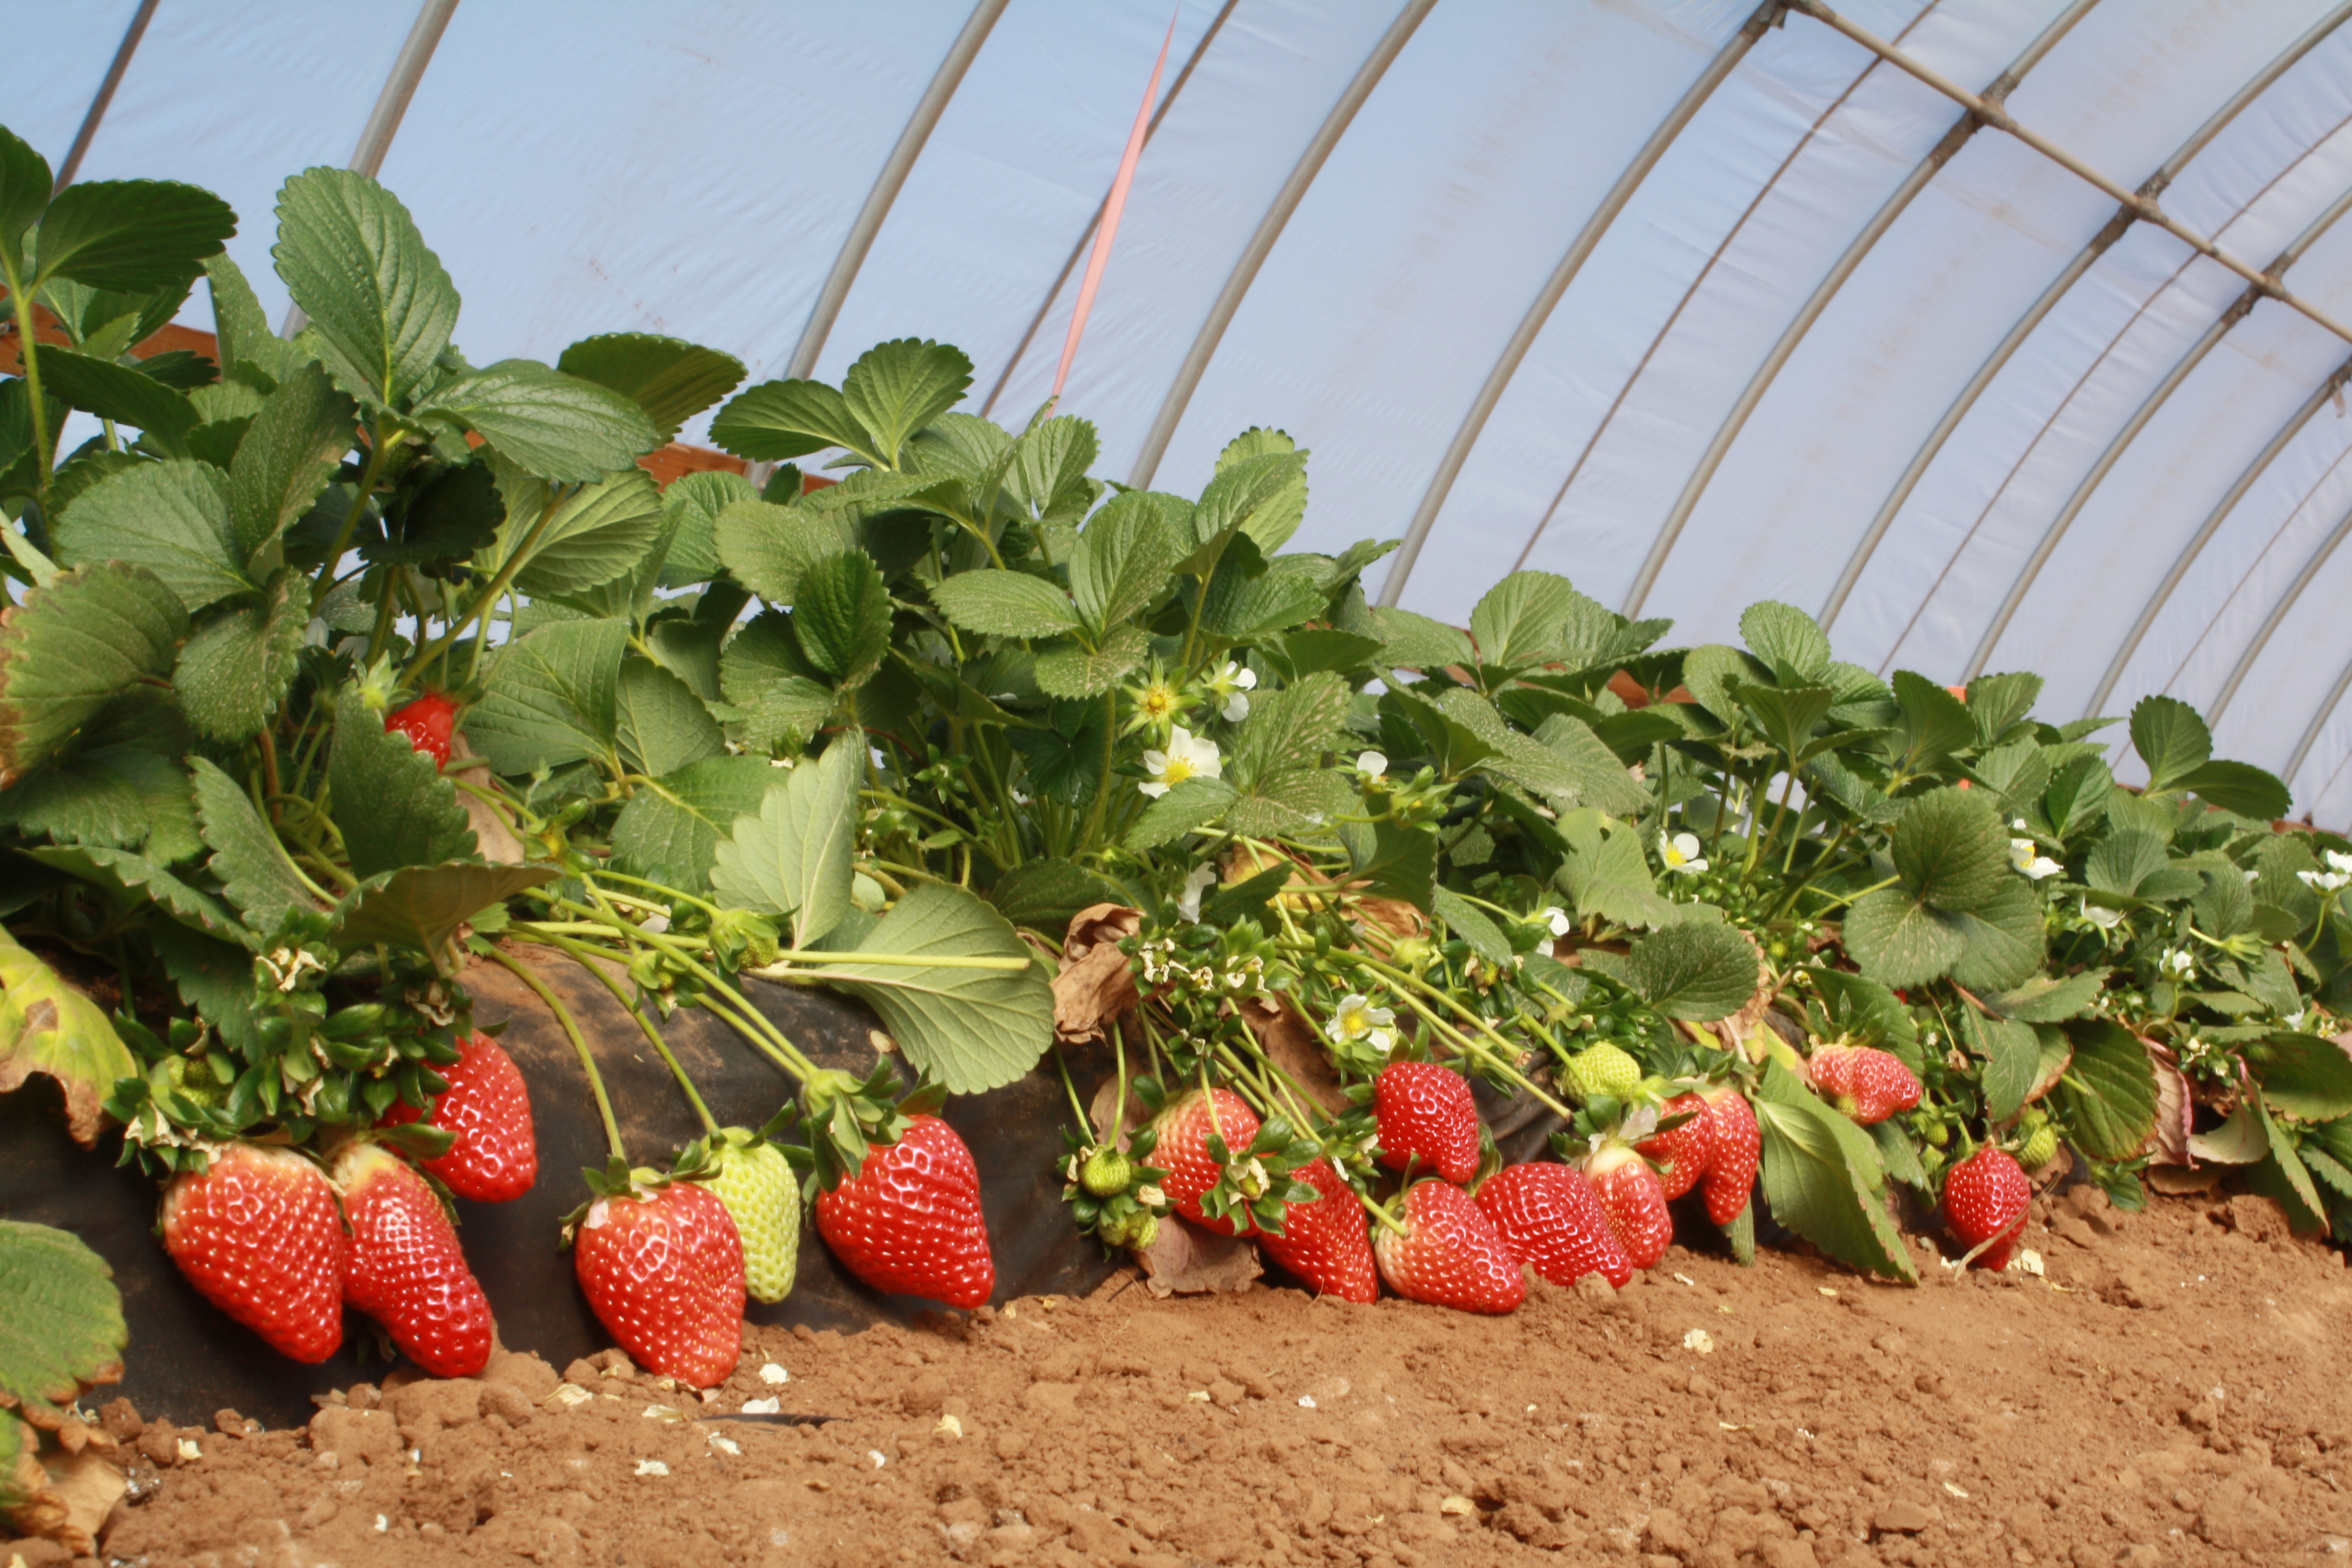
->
1159, 753, 1196, 785
1139, 683, 1180, 720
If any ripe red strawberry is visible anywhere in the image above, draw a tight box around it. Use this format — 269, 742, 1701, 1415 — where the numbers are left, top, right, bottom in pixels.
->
1474, 1163, 1632, 1290
160, 1143, 347, 1364
1698, 1084, 1759, 1227
1372, 1179, 1526, 1315
384, 690, 457, 767
335, 1142, 492, 1379
814, 1115, 994, 1308
1943, 1145, 2030, 1271
1372, 1061, 1480, 1184
1151, 1087, 1263, 1236
1635, 1091, 1713, 1200
575, 1178, 745, 1387
1257, 1157, 1377, 1304
380, 1031, 537, 1202
1584, 1144, 1672, 1270
1808, 1045, 1922, 1125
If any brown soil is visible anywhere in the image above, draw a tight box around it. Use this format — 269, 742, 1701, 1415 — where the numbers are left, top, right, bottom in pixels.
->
44, 1188, 2352, 1568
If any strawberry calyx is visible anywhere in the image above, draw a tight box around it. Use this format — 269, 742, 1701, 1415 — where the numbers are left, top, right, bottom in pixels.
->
782, 1063, 947, 1197
560, 1145, 723, 1248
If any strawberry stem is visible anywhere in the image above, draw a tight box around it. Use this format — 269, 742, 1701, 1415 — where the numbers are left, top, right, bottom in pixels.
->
1356, 1187, 1407, 1238
540, 933, 720, 1135
1347, 953, 1575, 1120
477, 942, 625, 1161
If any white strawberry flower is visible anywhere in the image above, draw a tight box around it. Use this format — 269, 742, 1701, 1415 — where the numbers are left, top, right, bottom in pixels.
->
2008, 837, 2061, 880
1534, 905, 1571, 959
1659, 831, 1708, 875
1138, 726, 1223, 799
2160, 947, 2195, 979
2330, 849, 2352, 875
1326, 993, 1397, 1056
1207, 661, 1257, 723
2080, 899, 2125, 931
1356, 750, 1388, 783
1176, 863, 1218, 923
2298, 867, 2350, 893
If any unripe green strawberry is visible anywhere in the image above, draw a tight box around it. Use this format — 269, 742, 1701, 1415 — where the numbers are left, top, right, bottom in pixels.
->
1128, 1214, 1159, 1250
1563, 1042, 1641, 1104
2014, 1114, 2059, 1172
1081, 1146, 1132, 1197
705, 1129, 801, 1304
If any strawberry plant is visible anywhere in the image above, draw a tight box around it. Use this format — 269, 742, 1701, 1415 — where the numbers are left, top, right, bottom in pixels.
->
5, 113, 2352, 1410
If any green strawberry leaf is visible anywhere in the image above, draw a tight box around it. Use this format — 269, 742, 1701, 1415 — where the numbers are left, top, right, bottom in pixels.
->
175, 570, 312, 742
1739, 600, 1832, 685
1468, 570, 1575, 670
48, 460, 248, 613
555, 332, 745, 445
1979, 970, 2105, 1024
189, 757, 318, 941
2244, 1032, 2352, 1122
334, 862, 557, 956
840, 338, 973, 468
418, 359, 660, 482
0, 1220, 126, 1428
710, 739, 861, 949
655, 470, 753, 589
609, 754, 773, 894
225, 361, 352, 560
791, 882, 1051, 1096
24, 843, 246, 946
2053, 1019, 2159, 1162
0, 929, 140, 1149
1754, 1066, 1913, 1282
466, 618, 628, 776
329, 694, 475, 878
34, 347, 196, 449
1033, 627, 1151, 701
615, 659, 724, 780
927, 569, 1083, 639
1612, 919, 1760, 1023
791, 552, 892, 688
0, 563, 186, 787
709, 377, 877, 466
2130, 693, 2212, 794
272, 168, 459, 410
31, 175, 233, 292
1125, 776, 1236, 852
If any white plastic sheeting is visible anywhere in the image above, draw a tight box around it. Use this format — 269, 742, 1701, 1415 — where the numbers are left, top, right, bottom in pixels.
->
26, 0, 2352, 818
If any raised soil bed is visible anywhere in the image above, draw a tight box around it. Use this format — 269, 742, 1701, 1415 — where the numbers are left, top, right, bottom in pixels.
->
59, 1187, 2352, 1568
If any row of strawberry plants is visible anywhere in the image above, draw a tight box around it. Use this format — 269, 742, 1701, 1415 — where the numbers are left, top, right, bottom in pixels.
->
5, 135, 2352, 1517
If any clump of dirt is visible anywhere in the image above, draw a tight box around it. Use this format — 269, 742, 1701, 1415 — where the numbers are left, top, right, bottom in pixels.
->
42, 1190, 2352, 1568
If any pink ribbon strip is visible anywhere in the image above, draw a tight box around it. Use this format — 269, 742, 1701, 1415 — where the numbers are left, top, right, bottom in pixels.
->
1053, 6, 1180, 399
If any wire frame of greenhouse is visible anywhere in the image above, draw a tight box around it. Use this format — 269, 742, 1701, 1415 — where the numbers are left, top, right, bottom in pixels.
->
24, 0, 2352, 820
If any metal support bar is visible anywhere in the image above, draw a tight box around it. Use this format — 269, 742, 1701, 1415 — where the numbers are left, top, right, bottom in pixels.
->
1970, 172, 2352, 682
1962, 292, 2252, 681
1374, 2, 1780, 610
785, 0, 1009, 382
2284, 646, 2352, 794
2083, 358, 2352, 719
1789, 0, 2352, 348
1513, 4, 1941, 596
1619, 0, 2099, 618
2208, 492, 2352, 725
279, 0, 460, 337
53, 0, 159, 191
1817, 1, 2352, 633
978, 1, 1236, 420
1125, 0, 1436, 490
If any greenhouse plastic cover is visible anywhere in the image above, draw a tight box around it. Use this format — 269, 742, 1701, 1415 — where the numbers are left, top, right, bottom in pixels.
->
22, 1, 2352, 821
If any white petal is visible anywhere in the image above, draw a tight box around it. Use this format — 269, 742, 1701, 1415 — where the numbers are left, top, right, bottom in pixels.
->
1223, 694, 1250, 723
1357, 751, 1388, 779
1139, 780, 1169, 799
